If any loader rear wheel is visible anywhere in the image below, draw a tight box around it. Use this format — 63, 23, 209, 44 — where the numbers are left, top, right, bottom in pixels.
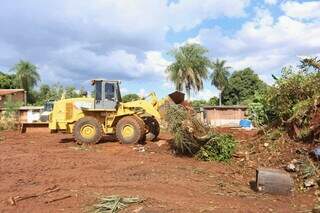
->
116, 116, 144, 144
144, 117, 160, 141
73, 117, 103, 145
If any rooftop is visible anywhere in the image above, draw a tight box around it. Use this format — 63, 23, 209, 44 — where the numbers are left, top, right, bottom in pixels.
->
0, 89, 25, 96
202, 105, 248, 109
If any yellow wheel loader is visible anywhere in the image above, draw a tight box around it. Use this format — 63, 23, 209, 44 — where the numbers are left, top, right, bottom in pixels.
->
48, 79, 184, 145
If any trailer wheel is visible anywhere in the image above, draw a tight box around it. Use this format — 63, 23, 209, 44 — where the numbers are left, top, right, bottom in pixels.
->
144, 117, 160, 141
116, 116, 145, 144
73, 117, 103, 145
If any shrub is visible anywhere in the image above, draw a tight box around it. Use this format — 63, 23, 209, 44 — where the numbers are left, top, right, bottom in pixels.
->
0, 97, 21, 130
0, 116, 16, 131
196, 134, 236, 162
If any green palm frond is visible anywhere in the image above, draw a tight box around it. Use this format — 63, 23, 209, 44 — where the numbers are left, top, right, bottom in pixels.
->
166, 43, 211, 99
13, 60, 40, 92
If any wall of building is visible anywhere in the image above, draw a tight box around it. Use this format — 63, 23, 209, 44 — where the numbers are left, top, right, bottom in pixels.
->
204, 107, 247, 127
0, 91, 26, 107
0, 107, 42, 123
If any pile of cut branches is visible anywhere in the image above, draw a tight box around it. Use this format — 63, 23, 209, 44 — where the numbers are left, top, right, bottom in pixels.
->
164, 104, 236, 161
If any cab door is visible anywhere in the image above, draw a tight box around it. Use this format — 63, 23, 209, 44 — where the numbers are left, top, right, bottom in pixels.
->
94, 81, 118, 110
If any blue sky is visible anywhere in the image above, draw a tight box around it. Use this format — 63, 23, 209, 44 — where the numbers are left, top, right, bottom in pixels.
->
0, 0, 320, 100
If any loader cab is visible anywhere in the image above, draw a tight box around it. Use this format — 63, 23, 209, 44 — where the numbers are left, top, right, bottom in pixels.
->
92, 79, 122, 110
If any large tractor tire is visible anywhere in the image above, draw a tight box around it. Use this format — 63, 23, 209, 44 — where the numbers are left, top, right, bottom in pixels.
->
116, 116, 145, 144
144, 117, 160, 141
73, 117, 103, 145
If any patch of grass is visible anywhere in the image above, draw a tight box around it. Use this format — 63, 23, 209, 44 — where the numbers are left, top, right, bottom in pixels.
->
91, 195, 143, 213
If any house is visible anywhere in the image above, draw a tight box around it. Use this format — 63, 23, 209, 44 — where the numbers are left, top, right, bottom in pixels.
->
201, 105, 248, 127
0, 89, 26, 107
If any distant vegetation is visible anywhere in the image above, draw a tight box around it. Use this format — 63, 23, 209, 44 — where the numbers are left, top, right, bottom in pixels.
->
1, 45, 319, 117
122, 93, 140, 103
0, 60, 83, 105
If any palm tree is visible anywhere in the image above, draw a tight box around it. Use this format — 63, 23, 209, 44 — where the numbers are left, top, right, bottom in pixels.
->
166, 43, 211, 99
13, 60, 40, 93
210, 59, 230, 106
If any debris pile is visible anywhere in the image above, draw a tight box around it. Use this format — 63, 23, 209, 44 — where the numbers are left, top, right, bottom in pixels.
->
285, 154, 320, 191
164, 104, 236, 161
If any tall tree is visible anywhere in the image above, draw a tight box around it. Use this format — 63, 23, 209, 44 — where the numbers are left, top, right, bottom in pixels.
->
166, 43, 211, 99
299, 57, 320, 72
210, 59, 230, 106
0, 72, 16, 89
13, 60, 40, 93
222, 67, 267, 105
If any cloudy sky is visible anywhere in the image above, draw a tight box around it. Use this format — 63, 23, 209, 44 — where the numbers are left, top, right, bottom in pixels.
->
0, 0, 319, 99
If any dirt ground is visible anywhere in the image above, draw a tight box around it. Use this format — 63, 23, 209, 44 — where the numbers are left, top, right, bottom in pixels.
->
0, 129, 316, 213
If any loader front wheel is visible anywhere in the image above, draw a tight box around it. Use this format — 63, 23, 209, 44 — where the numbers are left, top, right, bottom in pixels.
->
116, 116, 144, 144
144, 117, 160, 141
73, 117, 103, 145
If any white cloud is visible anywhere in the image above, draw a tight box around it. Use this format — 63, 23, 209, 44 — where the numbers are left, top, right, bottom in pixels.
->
281, 1, 320, 20
0, 0, 250, 86
264, 0, 277, 5
168, 0, 249, 31
189, 7, 320, 77
39, 45, 170, 85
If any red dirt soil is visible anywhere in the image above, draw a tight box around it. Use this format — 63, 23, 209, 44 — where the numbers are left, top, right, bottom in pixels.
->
0, 129, 315, 213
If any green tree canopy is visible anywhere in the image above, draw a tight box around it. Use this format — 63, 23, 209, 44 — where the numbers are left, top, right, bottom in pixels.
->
191, 99, 207, 108
13, 60, 40, 93
190, 97, 218, 108
122, 93, 140, 103
166, 43, 211, 99
208, 96, 219, 106
222, 67, 267, 105
0, 72, 16, 89
210, 59, 230, 106
34, 84, 81, 105
65, 86, 81, 99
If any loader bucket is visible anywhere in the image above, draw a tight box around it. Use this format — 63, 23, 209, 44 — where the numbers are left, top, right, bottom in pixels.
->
168, 91, 185, 104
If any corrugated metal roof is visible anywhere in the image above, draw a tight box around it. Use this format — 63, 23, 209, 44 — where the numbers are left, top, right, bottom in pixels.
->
0, 89, 25, 96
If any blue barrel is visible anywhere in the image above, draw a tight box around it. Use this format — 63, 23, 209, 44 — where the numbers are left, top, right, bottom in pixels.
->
240, 119, 252, 128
